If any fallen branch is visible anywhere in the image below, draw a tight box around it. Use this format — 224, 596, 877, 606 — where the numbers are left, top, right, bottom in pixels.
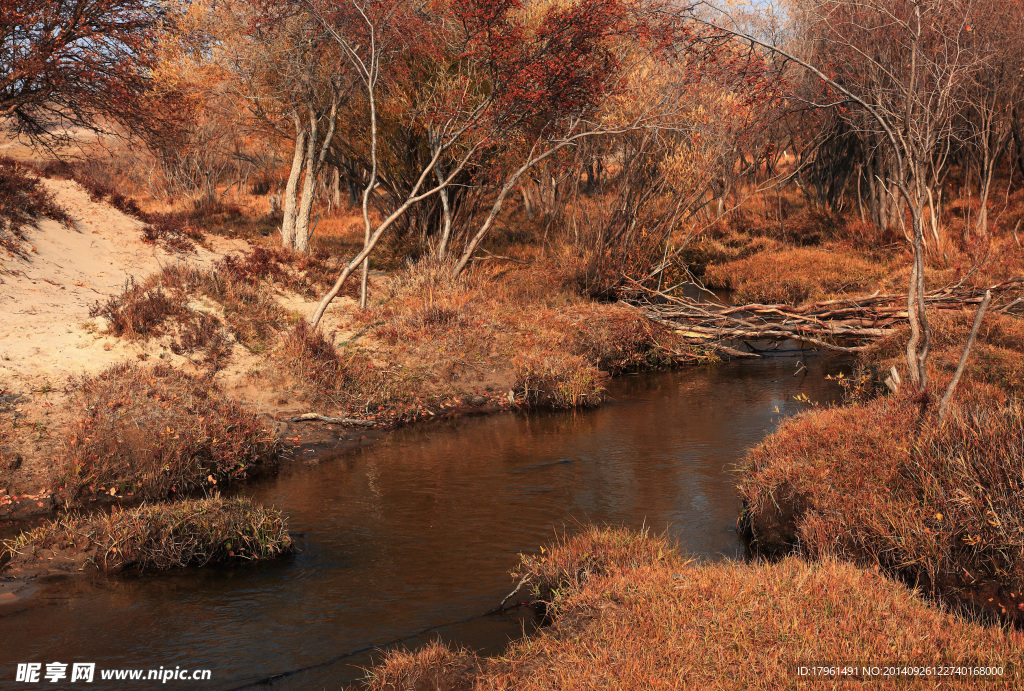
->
469, 249, 530, 265
484, 573, 533, 616
938, 290, 992, 419
287, 413, 377, 427
627, 278, 1024, 356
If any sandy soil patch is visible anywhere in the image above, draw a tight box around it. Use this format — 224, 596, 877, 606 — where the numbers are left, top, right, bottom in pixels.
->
1, 178, 248, 389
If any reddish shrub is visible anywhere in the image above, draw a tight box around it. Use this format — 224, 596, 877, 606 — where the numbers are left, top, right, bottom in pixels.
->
57, 363, 279, 501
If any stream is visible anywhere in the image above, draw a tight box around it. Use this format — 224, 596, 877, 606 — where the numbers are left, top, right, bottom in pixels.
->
0, 356, 849, 689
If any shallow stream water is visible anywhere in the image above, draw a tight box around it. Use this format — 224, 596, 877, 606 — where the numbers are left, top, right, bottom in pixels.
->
0, 356, 848, 689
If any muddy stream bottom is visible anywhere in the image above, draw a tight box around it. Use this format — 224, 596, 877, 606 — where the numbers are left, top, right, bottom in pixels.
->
0, 356, 848, 689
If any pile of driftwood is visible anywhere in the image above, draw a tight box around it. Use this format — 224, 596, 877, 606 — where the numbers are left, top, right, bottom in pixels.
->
633, 278, 1024, 357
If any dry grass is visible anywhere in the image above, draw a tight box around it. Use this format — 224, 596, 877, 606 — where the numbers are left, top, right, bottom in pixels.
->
704, 245, 892, 305
353, 261, 687, 412
2, 496, 291, 572
740, 396, 1024, 624
367, 528, 1024, 690
56, 363, 279, 502
686, 184, 1024, 308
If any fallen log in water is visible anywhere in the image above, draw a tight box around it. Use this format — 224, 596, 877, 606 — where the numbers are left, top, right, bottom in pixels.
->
629, 277, 1024, 357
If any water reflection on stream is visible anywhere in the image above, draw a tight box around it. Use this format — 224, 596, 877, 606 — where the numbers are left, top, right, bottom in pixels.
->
0, 356, 848, 689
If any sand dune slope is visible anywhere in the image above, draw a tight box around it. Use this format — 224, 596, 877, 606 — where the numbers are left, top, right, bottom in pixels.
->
0, 178, 247, 388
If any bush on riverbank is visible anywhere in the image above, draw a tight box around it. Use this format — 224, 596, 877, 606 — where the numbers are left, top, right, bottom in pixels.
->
2, 496, 291, 572
366, 528, 1024, 689
56, 363, 279, 502
739, 396, 1024, 623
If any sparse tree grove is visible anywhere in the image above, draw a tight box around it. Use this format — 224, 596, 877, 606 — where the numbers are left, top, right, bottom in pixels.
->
4, 0, 1024, 409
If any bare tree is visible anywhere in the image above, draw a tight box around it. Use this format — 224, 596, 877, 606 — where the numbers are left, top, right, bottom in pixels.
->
696, 0, 982, 394
961, 0, 1024, 238
218, 1, 351, 252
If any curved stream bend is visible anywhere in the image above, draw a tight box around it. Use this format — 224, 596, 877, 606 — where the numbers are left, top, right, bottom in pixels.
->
0, 357, 847, 689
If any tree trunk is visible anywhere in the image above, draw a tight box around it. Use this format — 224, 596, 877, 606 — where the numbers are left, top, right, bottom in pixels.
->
294, 111, 320, 254
521, 185, 535, 221
975, 141, 1002, 238
904, 193, 931, 393
332, 166, 342, 210
281, 114, 307, 250
294, 100, 339, 255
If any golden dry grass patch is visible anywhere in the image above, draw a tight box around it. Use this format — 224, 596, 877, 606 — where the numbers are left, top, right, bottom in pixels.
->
368, 528, 1024, 690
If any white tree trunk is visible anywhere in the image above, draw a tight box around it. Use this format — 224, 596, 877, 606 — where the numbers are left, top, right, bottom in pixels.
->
294, 112, 320, 254
281, 115, 307, 250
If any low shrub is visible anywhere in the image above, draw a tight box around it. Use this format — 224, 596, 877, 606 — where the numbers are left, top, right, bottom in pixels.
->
90, 278, 184, 338
3, 496, 292, 572
367, 528, 1024, 689
0, 156, 72, 260
57, 363, 279, 501
740, 396, 1024, 623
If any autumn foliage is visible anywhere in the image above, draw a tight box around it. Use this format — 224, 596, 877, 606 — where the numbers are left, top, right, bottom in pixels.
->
0, 0, 163, 140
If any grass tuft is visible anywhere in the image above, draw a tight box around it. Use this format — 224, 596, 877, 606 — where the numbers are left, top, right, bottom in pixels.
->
3, 496, 291, 572
365, 640, 481, 691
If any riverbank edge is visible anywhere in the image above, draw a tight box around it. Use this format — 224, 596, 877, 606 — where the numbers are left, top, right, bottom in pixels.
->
361, 527, 1024, 689
0, 356, 664, 525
